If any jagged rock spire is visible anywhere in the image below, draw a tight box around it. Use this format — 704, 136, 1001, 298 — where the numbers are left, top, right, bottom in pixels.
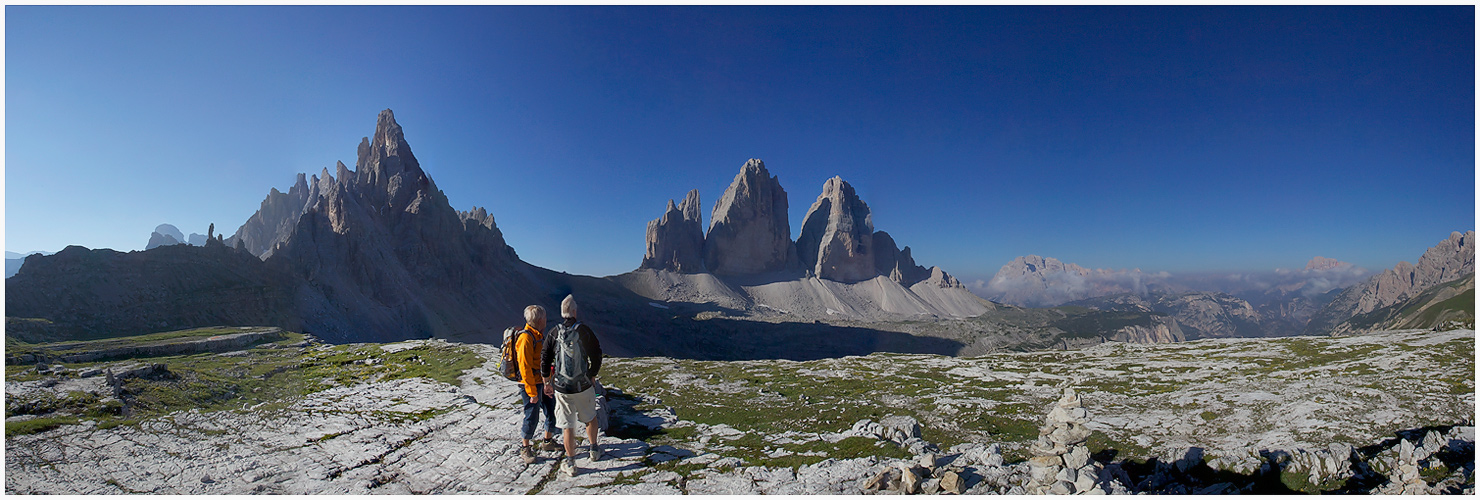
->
642, 189, 706, 273
797, 176, 876, 282
704, 159, 798, 275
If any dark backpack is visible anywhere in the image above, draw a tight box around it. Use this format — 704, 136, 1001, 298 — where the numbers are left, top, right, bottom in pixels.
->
497, 326, 527, 382
553, 322, 590, 389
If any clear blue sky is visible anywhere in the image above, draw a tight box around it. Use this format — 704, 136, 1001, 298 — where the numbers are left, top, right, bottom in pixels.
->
6, 6, 1475, 283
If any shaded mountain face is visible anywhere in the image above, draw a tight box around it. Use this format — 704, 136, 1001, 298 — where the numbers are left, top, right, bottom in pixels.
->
868, 232, 920, 285
255, 109, 538, 343
5, 251, 52, 279
225, 171, 332, 258
1308, 231, 1476, 335
5, 242, 297, 343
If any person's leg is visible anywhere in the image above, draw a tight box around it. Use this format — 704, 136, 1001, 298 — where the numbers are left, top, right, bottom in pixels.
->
562, 427, 577, 458
520, 392, 538, 447
585, 417, 600, 460
541, 388, 557, 443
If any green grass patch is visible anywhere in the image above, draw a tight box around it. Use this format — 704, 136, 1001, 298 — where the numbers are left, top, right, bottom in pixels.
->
6, 416, 81, 437
8, 332, 485, 431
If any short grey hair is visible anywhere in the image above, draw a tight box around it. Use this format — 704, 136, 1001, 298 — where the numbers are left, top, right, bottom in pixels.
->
524, 305, 546, 324
560, 295, 579, 319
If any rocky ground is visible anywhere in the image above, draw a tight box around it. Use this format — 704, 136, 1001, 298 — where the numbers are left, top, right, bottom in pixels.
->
5, 328, 1474, 494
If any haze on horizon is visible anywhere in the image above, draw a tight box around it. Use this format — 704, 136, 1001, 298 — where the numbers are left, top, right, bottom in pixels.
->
5, 6, 1474, 287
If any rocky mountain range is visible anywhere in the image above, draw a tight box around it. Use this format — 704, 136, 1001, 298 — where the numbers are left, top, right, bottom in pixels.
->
641, 164, 954, 287
634, 161, 975, 320
1307, 231, 1476, 335
1066, 292, 1263, 340
983, 251, 1422, 338
641, 189, 706, 273
8, 109, 1470, 354
6, 110, 998, 356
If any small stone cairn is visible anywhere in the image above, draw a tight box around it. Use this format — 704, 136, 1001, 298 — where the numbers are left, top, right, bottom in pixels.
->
1025, 388, 1118, 495
1375, 430, 1446, 495
860, 451, 976, 495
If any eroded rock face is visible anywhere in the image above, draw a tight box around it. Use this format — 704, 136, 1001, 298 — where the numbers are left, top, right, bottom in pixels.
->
226, 171, 326, 258
704, 159, 798, 275
1308, 230, 1476, 334
797, 177, 876, 283
871, 231, 931, 286
641, 190, 705, 273
260, 109, 537, 342
1110, 318, 1186, 344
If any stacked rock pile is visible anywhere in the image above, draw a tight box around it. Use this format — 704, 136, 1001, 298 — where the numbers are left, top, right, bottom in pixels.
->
1024, 388, 1126, 495
1376, 438, 1429, 494
860, 453, 970, 495
1375, 430, 1451, 495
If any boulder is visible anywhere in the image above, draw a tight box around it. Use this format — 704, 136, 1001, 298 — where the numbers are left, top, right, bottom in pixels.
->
878, 415, 923, 442
704, 159, 798, 275
938, 470, 965, 494
641, 190, 706, 273
898, 465, 924, 494
796, 176, 876, 282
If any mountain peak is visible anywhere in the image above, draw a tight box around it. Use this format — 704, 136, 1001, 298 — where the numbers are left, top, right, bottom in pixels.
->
1305, 256, 1348, 271
798, 175, 875, 282
705, 158, 796, 275
373, 109, 404, 151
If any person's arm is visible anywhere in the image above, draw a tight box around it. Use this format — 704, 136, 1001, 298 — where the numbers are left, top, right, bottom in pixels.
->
582, 325, 602, 379
540, 330, 555, 379
516, 332, 539, 401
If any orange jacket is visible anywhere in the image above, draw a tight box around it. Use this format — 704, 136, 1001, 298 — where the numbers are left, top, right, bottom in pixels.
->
516, 324, 545, 399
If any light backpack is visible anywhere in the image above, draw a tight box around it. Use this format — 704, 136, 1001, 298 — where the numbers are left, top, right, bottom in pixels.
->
497, 326, 526, 382
553, 322, 590, 389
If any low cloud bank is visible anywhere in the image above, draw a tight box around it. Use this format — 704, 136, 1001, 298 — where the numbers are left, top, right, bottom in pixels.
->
969, 255, 1372, 308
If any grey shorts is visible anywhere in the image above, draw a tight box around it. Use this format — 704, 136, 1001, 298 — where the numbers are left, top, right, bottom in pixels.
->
554, 386, 597, 430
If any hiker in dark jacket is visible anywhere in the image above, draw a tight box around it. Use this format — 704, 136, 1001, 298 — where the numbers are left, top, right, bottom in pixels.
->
540, 294, 603, 478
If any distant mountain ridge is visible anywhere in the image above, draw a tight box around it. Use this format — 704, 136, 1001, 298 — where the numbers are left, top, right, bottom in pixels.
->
4, 251, 52, 279
986, 253, 1383, 338
1307, 231, 1475, 335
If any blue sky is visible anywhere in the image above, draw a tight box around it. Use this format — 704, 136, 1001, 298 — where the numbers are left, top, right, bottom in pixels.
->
6, 6, 1474, 284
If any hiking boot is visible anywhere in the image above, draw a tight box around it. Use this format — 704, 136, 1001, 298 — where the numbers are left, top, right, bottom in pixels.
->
540, 438, 562, 452
560, 457, 578, 477
588, 444, 602, 462
519, 445, 536, 465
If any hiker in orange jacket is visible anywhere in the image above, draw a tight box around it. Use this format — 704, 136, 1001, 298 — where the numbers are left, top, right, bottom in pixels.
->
517, 305, 559, 464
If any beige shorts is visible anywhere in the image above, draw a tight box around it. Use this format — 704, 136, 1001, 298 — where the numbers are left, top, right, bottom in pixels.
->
554, 387, 597, 430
